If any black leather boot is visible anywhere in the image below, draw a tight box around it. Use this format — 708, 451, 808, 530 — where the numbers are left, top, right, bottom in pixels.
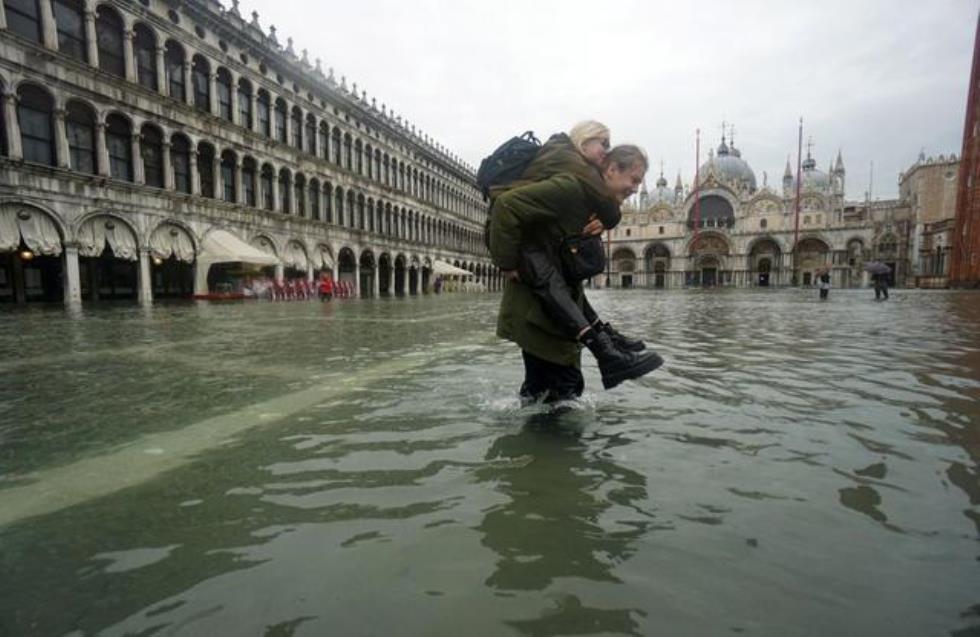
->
599, 322, 646, 352
580, 328, 663, 390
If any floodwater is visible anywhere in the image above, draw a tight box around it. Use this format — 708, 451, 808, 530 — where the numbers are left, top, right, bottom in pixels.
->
1, 288, 978, 636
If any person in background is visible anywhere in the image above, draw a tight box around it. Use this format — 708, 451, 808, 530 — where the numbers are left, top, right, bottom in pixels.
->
318, 273, 334, 301
819, 272, 831, 300
873, 272, 889, 300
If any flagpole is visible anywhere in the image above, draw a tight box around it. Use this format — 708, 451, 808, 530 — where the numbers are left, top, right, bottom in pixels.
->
793, 117, 803, 285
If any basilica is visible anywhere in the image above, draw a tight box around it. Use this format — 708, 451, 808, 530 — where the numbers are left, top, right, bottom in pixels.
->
609, 132, 930, 289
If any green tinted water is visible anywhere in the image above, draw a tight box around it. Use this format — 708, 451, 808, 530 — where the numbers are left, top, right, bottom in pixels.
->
1, 289, 978, 636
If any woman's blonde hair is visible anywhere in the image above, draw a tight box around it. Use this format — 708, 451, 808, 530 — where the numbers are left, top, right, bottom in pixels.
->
604, 144, 648, 172
568, 120, 610, 155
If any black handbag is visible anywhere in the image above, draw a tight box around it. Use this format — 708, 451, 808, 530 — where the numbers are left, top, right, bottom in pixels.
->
558, 234, 606, 280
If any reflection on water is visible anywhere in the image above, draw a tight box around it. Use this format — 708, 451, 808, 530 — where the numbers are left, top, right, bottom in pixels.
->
0, 289, 978, 636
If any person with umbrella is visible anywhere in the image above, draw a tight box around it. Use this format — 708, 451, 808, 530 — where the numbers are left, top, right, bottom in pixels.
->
865, 262, 891, 300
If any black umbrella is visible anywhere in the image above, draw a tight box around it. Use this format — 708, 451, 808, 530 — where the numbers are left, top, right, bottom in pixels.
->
863, 261, 891, 275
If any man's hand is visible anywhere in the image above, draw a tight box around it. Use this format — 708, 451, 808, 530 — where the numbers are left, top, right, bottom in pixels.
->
582, 216, 605, 237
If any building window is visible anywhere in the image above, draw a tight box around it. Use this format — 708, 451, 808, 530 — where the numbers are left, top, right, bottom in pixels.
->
216, 68, 232, 121
221, 151, 235, 202
192, 56, 210, 111
318, 124, 328, 160
309, 181, 319, 220
626, 228, 631, 237
294, 177, 305, 216
96, 6, 125, 77
760, 218, 767, 229
165, 41, 185, 102
261, 165, 274, 210
18, 85, 55, 166
274, 99, 287, 143
4, 0, 42, 43
305, 115, 315, 155
133, 25, 157, 90
331, 129, 341, 164
242, 159, 256, 207
257, 91, 270, 137
279, 171, 290, 212
105, 114, 132, 181
238, 79, 252, 129
141, 126, 164, 188
53, 0, 86, 62
324, 185, 333, 223
65, 101, 95, 174
171, 135, 191, 193
197, 143, 215, 198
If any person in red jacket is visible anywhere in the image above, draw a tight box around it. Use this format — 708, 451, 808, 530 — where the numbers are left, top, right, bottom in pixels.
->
318, 273, 334, 301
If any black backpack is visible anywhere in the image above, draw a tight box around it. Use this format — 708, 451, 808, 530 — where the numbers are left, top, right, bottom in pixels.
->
476, 131, 541, 201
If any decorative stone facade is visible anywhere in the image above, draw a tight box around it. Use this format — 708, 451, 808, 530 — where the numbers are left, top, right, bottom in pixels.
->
608, 133, 918, 289
0, 0, 494, 304
900, 153, 960, 287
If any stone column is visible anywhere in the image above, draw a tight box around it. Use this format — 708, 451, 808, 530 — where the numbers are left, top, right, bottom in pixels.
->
212, 154, 222, 201
309, 118, 317, 156
84, 10, 98, 68
274, 263, 284, 283
0, 92, 22, 162
255, 170, 265, 209
53, 108, 70, 169
63, 243, 82, 305
271, 173, 280, 212
123, 29, 136, 83
208, 73, 218, 116
354, 261, 361, 298
155, 46, 167, 95
182, 62, 193, 106
233, 160, 243, 204
131, 133, 144, 184
249, 92, 258, 133
373, 264, 380, 297
230, 71, 240, 126
161, 141, 174, 190
39, 0, 58, 51
138, 248, 153, 304
189, 150, 200, 195
283, 105, 292, 147
94, 121, 109, 176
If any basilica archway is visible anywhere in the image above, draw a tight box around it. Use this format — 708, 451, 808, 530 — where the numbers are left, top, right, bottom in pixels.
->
644, 243, 670, 288
748, 237, 781, 287
149, 222, 196, 298
793, 237, 830, 286
687, 232, 731, 287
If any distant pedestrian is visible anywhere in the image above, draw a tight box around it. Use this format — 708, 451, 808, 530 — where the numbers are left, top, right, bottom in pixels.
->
434, 276, 443, 294
819, 272, 831, 300
873, 273, 889, 300
318, 274, 333, 301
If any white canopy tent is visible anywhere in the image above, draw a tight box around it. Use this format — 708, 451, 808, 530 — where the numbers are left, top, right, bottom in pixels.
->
432, 260, 474, 277
193, 230, 280, 295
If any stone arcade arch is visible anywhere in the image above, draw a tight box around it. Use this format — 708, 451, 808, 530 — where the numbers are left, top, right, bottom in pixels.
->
359, 250, 376, 298
612, 247, 637, 288
404, 256, 418, 295
394, 254, 407, 296
337, 247, 357, 290
378, 252, 393, 295
0, 203, 65, 303
149, 222, 196, 298
75, 213, 140, 301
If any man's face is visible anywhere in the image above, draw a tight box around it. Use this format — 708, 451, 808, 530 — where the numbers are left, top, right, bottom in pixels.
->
604, 162, 646, 202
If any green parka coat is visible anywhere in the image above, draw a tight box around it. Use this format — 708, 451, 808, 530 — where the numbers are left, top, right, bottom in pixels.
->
489, 173, 604, 367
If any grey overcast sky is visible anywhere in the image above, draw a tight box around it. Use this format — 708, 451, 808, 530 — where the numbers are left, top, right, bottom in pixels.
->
243, 0, 975, 200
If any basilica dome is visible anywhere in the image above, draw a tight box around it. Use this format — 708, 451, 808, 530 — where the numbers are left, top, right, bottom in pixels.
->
798, 154, 830, 191
651, 173, 675, 204
699, 139, 757, 192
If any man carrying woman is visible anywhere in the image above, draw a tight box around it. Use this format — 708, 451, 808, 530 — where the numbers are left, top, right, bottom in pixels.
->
488, 123, 663, 403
